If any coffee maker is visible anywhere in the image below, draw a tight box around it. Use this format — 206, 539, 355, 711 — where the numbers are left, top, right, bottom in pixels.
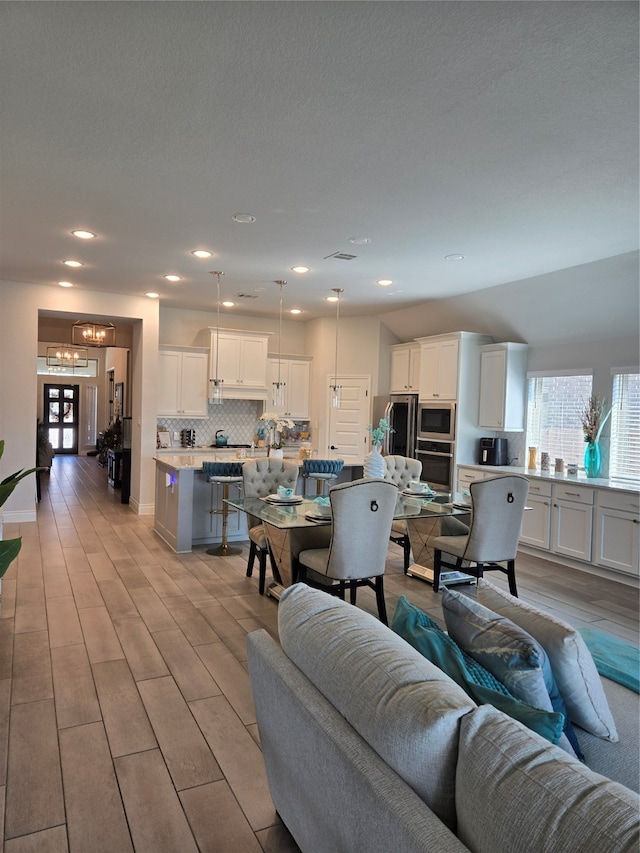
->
479, 437, 508, 466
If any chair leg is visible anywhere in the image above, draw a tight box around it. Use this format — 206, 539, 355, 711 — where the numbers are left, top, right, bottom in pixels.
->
349, 581, 357, 605
246, 541, 258, 578
433, 550, 442, 593
403, 537, 411, 574
506, 560, 518, 597
258, 548, 267, 595
374, 576, 388, 626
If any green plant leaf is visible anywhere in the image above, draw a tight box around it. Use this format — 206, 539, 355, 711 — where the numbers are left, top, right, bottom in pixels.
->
0, 537, 21, 578
0, 466, 43, 509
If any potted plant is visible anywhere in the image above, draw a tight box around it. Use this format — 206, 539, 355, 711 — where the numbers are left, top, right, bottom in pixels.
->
364, 418, 393, 478
581, 395, 611, 478
258, 413, 295, 457
0, 439, 42, 578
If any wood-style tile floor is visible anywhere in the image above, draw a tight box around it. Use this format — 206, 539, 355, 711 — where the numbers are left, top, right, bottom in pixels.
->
0, 455, 637, 852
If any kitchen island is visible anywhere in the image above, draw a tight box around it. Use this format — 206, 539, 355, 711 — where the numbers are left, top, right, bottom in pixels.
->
153, 452, 364, 553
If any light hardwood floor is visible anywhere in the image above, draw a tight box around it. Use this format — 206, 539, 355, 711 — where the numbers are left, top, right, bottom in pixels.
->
1, 455, 637, 852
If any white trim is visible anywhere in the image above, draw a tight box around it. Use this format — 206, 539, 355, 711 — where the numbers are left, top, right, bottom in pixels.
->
2, 509, 37, 523
527, 368, 594, 378
610, 366, 639, 375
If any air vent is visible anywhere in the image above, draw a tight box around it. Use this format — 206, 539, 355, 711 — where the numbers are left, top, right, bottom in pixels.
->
324, 251, 357, 261
236, 292, 259, 299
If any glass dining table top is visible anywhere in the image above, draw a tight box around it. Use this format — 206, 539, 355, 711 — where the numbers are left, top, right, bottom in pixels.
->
225, 490, 472, 530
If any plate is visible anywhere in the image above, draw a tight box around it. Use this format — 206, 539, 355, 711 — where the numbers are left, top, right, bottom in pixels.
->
304, 510, 332, 521
263, 494, 303, 505
402, 488, 435, 497
452, 501, 472, 510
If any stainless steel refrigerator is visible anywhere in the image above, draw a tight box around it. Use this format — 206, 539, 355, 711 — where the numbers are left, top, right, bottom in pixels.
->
371, 394, 418, 458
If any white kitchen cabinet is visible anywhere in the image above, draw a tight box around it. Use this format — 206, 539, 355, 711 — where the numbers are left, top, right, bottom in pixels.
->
457, 466, 488, 492
390, 344, 421, 394
551, 483, 594, 562
478, 342, 528, 431
519, 480, 552, 549
267, 357, 311, 418
209, 328, 270, 399
593, 490, 640, 576
418, 337, 459, 400
158, 348, 209, 418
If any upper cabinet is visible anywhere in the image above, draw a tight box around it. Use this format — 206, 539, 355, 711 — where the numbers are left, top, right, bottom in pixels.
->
267, 357, 311, 419
478, 342, 528, 431
158, 347, 209, 418
418, 336, 460, 400
209, 329, 270, 400
390, 344, 421, 394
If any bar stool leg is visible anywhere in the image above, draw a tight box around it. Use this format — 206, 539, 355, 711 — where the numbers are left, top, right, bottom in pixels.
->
207, 481, 243, 557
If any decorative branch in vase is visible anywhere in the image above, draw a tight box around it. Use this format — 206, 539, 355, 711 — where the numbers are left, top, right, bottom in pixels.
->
580, 394, 611, 478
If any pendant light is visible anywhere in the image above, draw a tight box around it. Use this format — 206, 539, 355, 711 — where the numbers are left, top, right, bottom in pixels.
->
272, 280, 286, 409
330, 288, 343, 408
210, 271, 224, 405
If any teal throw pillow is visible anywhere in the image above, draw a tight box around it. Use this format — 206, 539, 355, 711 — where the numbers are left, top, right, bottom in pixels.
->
391, 596, 564, 745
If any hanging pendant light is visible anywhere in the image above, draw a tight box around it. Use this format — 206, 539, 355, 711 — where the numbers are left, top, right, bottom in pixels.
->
210, 271, 224, 405
330, 288, 343, 408
272, 280, 287, 409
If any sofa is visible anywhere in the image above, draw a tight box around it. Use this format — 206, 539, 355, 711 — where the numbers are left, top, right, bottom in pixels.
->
246, 583, 639, 853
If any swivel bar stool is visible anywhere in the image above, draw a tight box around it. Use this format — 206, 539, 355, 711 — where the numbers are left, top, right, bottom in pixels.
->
202, 461, 244, 557
302, 458, 344, 496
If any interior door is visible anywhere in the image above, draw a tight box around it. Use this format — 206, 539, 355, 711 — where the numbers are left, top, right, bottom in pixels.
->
326, 376, 371, 462
44, 384, 79, 454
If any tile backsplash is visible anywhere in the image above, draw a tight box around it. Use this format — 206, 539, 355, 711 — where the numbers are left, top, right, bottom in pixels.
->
158, 400, 262, 446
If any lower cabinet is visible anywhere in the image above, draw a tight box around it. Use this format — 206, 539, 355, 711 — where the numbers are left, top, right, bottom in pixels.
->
593, 490, 640, 576
520, 481, 552, 550
551, 484, 594, 563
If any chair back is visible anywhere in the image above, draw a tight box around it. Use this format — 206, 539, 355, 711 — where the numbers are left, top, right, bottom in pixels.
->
302, 458, 344, 478
464, 475, 530, 562
383, 455, 422, 489
202, 461, 244, 481
325, 478, 398, 580
242, 458, 299, 497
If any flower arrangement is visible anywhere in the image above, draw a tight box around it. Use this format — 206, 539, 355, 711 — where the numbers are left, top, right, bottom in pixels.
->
367, 418, 393, 448
581, 394, 612, 444
258, 413, 295, 448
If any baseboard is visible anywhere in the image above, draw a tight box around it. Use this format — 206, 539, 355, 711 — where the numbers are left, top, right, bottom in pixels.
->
1, 509, 37, 524
129, 498, 154, 516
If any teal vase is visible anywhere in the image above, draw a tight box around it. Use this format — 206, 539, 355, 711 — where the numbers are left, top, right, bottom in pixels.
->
583, 441, 601, 478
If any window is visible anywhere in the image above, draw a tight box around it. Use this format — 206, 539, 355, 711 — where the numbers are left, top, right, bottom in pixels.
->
526, 373, 593, 467
609, 370, 640, 483
37, 356, 98, 377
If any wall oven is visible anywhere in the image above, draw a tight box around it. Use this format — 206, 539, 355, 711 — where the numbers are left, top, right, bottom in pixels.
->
415, 439, 454, 491
418, 402, 456, 442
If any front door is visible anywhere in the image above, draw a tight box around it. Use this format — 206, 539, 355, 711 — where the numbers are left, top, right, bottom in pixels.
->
326, 376, 371, 463
44, 384, 79, 454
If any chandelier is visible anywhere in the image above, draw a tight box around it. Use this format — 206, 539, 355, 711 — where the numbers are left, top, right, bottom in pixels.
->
209, 271, 224, 405
272, 280, 287, 408
72, 321, 116, 347
46, 344, 89, 369
330, 288, 343, 408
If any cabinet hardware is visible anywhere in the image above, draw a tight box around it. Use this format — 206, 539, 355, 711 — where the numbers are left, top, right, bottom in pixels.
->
565, 492, 581, 497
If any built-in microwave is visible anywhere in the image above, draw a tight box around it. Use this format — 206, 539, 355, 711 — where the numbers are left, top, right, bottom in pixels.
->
418, 402, 456, 442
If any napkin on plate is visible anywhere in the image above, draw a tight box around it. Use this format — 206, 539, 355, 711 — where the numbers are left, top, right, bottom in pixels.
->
313, 496, 330, 506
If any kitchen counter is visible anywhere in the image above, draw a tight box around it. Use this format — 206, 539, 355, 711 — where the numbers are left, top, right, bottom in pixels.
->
458, 463, 639, 495
154, 451, 365, 470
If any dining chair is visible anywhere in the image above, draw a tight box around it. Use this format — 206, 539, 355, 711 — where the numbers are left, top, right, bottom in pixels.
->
295, 477, 398, 624
242, 458, 299, 594
431, 474, 530, 595
383, 455, 423, 573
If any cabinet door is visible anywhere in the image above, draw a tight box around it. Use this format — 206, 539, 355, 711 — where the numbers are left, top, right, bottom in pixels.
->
437, 339, 459, 400
240, 336, 268, 387
157, 350, 181, 415
287, 360, 310, 418
478, 349, 506, 429
215, 333, 243, 386
419, 343, 440, 399
390, 348, 411, 393
408, 346, 421, 392
551, 500, 593, 561
520, 494, 551, 549
594, 507, 639, 575
180, 351, 208, 417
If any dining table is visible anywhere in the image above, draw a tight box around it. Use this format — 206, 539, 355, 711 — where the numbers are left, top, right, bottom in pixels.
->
225, 489, 474, 599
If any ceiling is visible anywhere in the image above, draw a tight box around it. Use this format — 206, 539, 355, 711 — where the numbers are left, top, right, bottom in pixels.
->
1, 2, 637, 321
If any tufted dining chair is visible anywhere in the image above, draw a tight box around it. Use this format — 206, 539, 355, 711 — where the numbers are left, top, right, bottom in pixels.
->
296, 478, 397, 624
242, 458, 299, 594
383, 455, 423, 572
431, 474, 530, 595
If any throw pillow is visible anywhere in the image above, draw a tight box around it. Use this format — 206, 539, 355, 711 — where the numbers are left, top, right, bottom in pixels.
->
391, 596, 564, 745
476, 579, 618, 741
441, 587, 583, 759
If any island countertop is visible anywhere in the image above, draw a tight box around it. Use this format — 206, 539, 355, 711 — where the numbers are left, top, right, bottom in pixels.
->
154, 452, 365, 471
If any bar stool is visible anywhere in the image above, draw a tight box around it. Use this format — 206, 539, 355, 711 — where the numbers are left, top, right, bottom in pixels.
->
302, 458, 345, 496
202, 461, 244, 557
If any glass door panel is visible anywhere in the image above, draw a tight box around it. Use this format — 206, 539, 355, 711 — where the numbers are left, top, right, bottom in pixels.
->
44, 384, 79, 454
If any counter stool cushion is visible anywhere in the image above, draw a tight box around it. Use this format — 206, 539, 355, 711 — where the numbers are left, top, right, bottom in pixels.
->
202, 461, 244, 481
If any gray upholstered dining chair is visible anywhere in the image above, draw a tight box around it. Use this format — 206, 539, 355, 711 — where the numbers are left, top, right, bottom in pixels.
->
242, 458, 299, 594
383, 454, 423, 573
431, 474, 530, 595
295, 478, 397, 624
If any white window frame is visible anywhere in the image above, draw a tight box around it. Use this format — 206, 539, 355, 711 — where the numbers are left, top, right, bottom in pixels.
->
609, 367, 640, 484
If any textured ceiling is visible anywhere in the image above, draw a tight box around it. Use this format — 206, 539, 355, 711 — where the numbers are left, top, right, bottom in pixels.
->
1, 1, 637, 320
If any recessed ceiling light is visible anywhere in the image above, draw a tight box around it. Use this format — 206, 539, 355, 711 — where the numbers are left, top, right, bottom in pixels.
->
326, 295, 339, 303
445, 254, 465, 261
222, 300, 234, 307
377, 279, 393, 286
63, 259, 83, 267
58, 281, 74, 288
349, 236, 370, 245
290, 308, 302, 315
145, 292, 159, 299
191, 249, 212, 259
231, 213, 256, 223
163, 274, 181, 282
71, 229, 96, 239
291, 266, 309, 274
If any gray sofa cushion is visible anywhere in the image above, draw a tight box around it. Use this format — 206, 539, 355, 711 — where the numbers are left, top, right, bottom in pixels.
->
456, 705, 640, 853
278, 583, 476, 830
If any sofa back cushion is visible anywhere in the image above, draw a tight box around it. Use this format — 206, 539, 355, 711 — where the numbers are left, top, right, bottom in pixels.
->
455, 705, 640, 853
278, 583, 476, 830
